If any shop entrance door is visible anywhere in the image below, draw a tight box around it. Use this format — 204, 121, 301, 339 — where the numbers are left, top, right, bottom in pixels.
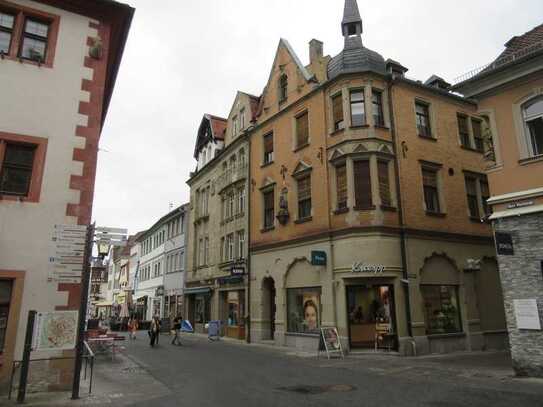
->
262, 277, 276, 340
346, 284, 397, 350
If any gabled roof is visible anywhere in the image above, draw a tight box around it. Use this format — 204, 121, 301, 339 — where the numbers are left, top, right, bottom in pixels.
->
193, 114, 227, 158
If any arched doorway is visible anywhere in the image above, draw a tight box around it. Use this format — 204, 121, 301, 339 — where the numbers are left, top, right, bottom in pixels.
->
262, 277, 276, 340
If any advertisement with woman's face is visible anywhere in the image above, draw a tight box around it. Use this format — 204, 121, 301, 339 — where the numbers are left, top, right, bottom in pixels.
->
302, 293, 320, 332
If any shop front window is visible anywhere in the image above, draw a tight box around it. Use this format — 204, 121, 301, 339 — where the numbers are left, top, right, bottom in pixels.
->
0, 280, 13, 353
421, 285, 462, 335
287, 287, 321, 334
195, 295, 210, 324
227, 291, 244, 327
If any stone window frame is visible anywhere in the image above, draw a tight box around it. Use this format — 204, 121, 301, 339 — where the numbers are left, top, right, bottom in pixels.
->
513, 89, 543, 162
455, 111, 485, 153
413, 97, 437, 140
292, 166, 313, 223
462, 170, 490, 221
262, 131, 274, 166
260, 182, 276, 232
0, 1, 60, 68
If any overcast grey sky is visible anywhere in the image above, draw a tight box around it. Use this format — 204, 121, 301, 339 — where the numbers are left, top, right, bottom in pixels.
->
93, 0, 542, 235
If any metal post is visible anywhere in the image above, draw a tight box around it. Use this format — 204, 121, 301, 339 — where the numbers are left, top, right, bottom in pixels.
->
17, 310, 36, 404
72, 223, 95, 400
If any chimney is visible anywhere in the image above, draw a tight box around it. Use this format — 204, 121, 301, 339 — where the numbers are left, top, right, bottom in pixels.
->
309, 39, 323, 64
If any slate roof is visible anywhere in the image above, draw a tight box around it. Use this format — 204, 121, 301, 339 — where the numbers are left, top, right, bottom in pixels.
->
342, 0, 362, 25
328, 36, 387, 79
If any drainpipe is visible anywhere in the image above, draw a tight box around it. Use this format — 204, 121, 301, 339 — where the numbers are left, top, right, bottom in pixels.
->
387, 77, 413, 341
246, 133, 252, 344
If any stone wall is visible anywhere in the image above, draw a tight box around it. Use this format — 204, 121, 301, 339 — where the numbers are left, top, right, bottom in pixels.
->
495, 212, 543, 377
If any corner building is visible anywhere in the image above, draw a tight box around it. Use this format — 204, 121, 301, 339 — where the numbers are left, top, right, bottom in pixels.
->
249, 0, 506, 355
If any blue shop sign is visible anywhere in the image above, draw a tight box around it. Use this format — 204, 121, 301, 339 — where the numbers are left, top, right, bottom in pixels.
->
311, 250, 327, 266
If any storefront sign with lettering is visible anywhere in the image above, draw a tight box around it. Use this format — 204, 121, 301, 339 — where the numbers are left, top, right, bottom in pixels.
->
351, 262, 385, 274
495, 232, 514, 255
507, 200, 533, 209
513, 299, 541, 330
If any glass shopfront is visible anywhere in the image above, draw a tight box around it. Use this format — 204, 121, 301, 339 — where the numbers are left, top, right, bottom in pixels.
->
420, 285, 461, 335
287, 287, 321, 334
223, 290, 246, 339
347, 284, 396, 349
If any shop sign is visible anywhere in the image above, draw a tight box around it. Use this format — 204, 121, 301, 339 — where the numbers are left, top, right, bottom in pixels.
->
351, 262, 385, 274
513, 299, 541, 330
311, 251, 327, 266
495, 232, 514, 255
230, 266, 245, 276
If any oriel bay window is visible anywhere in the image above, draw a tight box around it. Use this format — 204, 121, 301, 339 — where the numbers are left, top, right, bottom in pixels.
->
263, 188, 275, 230
0, 142, 36, 197
332, 93, 344, 131
295, 111, 309, 148
297, 175, 312, 220
287, 287, 321, 334
415, 101, 432, 138
372, 89, 384, 126
335, 163, 347, 210
422, 167, 441, 213
354, 160, 372, 209
350, 90, 365, 127
421, 285, 462, 335
0, 12, 14, 54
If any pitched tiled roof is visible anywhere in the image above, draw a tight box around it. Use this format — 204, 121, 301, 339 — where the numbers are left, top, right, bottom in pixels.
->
494, 23, 543, 65
207, 114, 227, 140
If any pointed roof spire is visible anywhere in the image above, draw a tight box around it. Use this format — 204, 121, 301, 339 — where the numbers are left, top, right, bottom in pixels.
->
341, 0, 363, 37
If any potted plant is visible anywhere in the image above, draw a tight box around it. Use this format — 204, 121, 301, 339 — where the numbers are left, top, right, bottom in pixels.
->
27, 48, 43, 63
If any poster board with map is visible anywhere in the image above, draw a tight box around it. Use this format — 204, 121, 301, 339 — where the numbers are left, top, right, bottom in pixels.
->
32, 311, 78, 351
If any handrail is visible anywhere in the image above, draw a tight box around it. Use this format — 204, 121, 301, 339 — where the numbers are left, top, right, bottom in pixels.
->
84, 340, 95, 358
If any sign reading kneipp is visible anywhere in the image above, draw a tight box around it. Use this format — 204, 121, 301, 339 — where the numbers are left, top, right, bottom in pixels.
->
351, 262, 385, 274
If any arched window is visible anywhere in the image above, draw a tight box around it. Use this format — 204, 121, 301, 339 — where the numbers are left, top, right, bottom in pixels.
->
523, 96, 543, 157
279, 74, 288, 102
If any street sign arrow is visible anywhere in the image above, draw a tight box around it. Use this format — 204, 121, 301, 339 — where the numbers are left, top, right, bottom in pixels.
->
95, 227, 127, 234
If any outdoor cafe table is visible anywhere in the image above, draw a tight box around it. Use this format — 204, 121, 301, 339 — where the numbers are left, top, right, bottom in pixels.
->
87, 336, 117, 360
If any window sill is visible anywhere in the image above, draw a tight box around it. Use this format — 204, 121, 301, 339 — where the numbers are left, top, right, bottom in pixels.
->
418, 134, 437, 141
293, 143, 310, 153
380, 205, 397, 212
260, 226, 275, 233
354, 205, 376, 211
0, 54, 54, 69
425, 211, 446, 218
294, 216, 312, 224
350, 124, 370, 130
374, 124, 389, 130
329, 127, 345, 136
261, 161, 274, 168
519, 154, 543, 166
460, 145, 483, 154
427, 332, 466, 339
334, 207, 349, 215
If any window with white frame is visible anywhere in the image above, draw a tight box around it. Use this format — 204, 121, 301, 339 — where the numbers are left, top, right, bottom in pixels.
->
227, 233, 234, 261
238, 187, 245, 214
237, 230, 245, 259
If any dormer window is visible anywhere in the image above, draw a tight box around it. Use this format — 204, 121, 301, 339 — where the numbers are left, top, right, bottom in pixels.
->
279, 74, 288, 103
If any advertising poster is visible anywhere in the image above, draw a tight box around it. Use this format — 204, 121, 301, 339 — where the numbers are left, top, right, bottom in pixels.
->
302, 292, 320, 332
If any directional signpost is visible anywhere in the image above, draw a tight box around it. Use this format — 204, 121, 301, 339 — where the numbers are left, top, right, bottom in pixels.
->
49, 224, 88, 283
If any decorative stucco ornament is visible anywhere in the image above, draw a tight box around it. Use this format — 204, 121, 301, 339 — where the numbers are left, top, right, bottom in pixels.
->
276, 187, 290, 225
89, 37, 103, 60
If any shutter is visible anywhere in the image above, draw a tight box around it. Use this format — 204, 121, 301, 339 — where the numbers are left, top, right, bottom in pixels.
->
353, 161, 372, 208
298, 176, 311, 201
264, 133, 273, 153
378, 161, 391, 206
296, 112, 309, 146
332, 94, 343, 125
336, 164, 347, 207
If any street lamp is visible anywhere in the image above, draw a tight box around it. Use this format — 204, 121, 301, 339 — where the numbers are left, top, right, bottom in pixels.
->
97, 240, 110, 259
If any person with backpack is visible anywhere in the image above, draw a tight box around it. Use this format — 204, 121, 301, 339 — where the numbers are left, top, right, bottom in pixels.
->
171, 315, 183, 346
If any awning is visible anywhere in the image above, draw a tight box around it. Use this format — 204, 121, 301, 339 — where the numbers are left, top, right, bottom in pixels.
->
184, 287, 212, 295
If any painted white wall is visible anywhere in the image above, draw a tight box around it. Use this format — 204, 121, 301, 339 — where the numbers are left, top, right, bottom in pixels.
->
0, 0, 98, 359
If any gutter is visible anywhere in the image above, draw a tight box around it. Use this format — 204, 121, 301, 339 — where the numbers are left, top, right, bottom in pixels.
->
387, 79, 413, 339
246, 134, 252, 343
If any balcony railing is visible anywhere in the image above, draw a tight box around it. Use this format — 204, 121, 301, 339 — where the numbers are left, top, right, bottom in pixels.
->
454, 40, 543, 85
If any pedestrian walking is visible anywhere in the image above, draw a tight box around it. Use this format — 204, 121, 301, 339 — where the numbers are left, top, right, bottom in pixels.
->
171, 315, 183, 346
149, 316, 160, 347
128, 317, 138, 340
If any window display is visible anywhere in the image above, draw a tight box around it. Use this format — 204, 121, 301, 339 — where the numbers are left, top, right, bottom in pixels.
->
287, 287, 321, 333
421, 285, 462, 334
195, 295, 210, 324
